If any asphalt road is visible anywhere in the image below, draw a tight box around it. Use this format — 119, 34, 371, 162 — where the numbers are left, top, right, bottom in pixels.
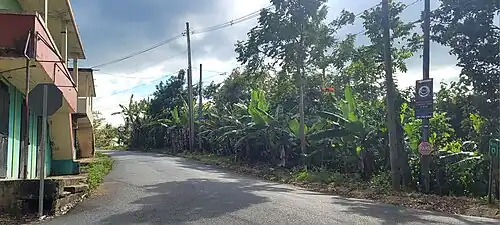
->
37, 151, 499, 225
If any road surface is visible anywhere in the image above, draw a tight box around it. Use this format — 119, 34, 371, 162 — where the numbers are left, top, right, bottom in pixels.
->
37, 151, 499, 225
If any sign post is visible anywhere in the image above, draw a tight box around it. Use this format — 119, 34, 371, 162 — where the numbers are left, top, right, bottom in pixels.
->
415, 79, 433, 119
415, 78, 434, 193
488, 139, 499, 204
28, 83, 63, 219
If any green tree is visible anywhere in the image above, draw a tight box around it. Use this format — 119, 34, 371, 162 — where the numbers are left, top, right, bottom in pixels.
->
93, 111, 117, 148
431, 0, 500, 141
235, 0, 343, 168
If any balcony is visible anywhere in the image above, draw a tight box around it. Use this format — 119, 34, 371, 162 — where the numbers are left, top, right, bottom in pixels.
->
0, 12, 77, 113
77, 97, 93, 126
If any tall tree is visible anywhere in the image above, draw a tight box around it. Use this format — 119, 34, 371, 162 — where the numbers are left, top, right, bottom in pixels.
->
235, 0, 345, 168
431, 0, 500, 140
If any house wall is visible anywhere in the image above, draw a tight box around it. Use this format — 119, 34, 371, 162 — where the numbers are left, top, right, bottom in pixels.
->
0, 0, 22, 12
3, 79, 51, 179
77, 127, 93, 158
50, 113, 77, 175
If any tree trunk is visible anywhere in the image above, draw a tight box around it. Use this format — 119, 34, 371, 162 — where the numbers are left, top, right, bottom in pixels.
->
397, 119, 412, 189
382, 0, 401, 191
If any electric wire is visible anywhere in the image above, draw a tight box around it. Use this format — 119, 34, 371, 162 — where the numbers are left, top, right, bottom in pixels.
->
90, 34, 184, 68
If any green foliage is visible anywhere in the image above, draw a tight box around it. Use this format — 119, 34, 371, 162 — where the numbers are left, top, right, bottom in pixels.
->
84, 152, 113, 191
93, 111, 118, 149
117, 0, 499, 200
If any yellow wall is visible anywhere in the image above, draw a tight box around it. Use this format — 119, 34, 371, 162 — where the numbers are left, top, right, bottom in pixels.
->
77, 127, 94, 158
49, 113, 74, 160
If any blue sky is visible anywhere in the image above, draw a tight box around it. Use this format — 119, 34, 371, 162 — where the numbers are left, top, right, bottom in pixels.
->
70, 0, 464, 126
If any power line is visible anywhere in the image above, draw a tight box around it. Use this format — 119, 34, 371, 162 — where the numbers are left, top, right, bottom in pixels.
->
95, 72, 178, 99
90, 34, 184, 69
93, 1, 422, 109
95, 50, 188, 79
90, 7, 272, 70
191, 5, 272, 34
95, 72, 160, 79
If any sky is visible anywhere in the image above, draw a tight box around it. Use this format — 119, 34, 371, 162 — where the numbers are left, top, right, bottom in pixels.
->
71, 0, 465, 126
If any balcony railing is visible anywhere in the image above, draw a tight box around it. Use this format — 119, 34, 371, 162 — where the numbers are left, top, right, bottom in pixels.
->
0, 12, 77, 112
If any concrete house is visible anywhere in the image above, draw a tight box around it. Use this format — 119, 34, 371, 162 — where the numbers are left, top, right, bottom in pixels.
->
0, 0, 92, 179
70, 67, 96, 159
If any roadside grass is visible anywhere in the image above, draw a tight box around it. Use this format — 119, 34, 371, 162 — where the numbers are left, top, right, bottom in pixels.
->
100, 145, 127, 151
82, 152, 113, 191
167, 151, 500, 219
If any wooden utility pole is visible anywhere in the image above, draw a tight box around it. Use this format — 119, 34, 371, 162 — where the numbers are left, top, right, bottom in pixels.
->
299, 73, 306, 170
382, 0, 401, 191
198, 64, 203, 151
420, 0, 432, 193
185, 22, 194, 152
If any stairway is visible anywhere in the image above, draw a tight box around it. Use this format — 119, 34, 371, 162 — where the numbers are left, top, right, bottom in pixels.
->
52, 176, 89, 215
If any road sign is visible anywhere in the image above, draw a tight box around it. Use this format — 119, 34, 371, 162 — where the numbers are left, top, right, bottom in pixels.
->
490, 139, 498, 156
28, 83, 63, 116
418, 141, 432, 155
415, 79, 434, 119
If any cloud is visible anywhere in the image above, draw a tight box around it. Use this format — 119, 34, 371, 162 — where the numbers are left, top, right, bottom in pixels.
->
397, 65, 461, 91
72, 0, 463, 126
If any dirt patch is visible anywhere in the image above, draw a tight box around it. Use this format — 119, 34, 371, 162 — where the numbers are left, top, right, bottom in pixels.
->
0, 212, 37, 225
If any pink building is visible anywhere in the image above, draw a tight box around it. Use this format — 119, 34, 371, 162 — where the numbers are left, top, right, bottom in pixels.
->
0, 0, 94, 179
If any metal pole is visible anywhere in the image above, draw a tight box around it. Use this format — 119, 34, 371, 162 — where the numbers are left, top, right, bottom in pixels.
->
421, 0, 431, 193
22, 57, 30, 179
22, 30, 32, 180
61, 21, 68, 65
198, 64, 203, 151
185, 22, 194, 152
38, 85, 48, 218
43, 0, 48, 25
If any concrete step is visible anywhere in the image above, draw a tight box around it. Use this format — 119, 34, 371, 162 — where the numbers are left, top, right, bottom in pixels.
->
48, 176, 87, 187
60, 191, 72, 198
63, 184, 89, 194
53, 192, 87, 216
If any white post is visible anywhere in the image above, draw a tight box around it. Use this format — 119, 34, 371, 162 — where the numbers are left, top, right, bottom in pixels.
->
72, 58, 78, 91
61, 21, 68, 65
44, 0, 48, 25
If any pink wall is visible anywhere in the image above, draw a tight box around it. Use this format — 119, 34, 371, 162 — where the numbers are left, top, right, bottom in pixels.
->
0, 13, 34, 52
33, 15, 77, 112
0, 13, 77, 112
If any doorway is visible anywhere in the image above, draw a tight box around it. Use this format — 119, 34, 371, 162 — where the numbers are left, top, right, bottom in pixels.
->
0, 81, 10, 178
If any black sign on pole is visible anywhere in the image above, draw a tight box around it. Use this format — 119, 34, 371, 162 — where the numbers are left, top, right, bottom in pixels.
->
28, 83, 63, 116
415, 78, 434, 119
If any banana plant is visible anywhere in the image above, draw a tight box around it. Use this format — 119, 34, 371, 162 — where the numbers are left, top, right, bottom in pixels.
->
158, 103, 190, 152
317, 85, 379, 178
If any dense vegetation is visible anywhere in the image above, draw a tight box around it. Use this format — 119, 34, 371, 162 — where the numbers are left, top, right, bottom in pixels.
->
83, 152, 114, 191
95, 0, 499, 201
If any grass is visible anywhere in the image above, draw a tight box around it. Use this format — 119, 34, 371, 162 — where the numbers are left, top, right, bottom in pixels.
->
82, 152, 114, 191
167, 151, 500, 219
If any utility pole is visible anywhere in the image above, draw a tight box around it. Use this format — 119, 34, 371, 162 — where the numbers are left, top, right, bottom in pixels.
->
198, 64, 203, 151
420, 0, 432, 193
185, 22, 194, 152
299, 71, 306, 170
298, 37, 306, 171
382, 0, 401, 191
